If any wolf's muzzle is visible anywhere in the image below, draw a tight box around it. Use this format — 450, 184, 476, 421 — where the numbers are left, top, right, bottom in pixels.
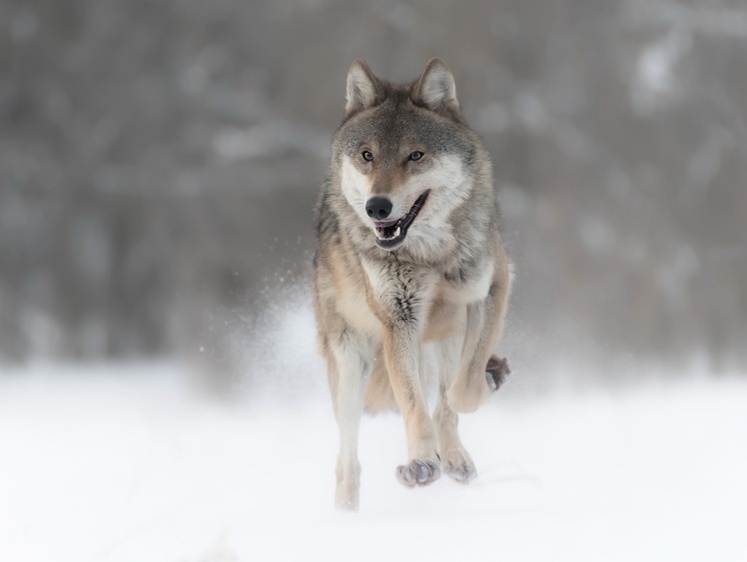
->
372, 190, 430, 250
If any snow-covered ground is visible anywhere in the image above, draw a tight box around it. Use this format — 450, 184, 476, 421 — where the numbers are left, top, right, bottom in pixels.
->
1, 362, 745, 562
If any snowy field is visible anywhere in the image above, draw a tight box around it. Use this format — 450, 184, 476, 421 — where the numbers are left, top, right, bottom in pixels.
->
1, 362, 746, 562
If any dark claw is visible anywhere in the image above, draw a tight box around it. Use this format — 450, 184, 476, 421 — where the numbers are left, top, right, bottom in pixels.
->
396, 459, 441, 488
416, 462, 428, 482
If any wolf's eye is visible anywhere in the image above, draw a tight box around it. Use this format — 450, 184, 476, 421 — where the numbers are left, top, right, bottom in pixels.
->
361, 150, 374, 162
408, 151, 424, 161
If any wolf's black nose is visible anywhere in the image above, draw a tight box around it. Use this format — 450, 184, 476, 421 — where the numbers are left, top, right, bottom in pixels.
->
365, 197, 393, 220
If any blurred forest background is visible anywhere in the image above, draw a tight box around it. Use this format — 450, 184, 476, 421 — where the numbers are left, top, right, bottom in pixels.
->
1, 0, 746, 386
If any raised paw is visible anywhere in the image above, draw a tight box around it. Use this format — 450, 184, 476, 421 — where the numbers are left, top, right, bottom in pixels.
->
396, 458, 441, 488
442, 449, 477, 483
486, 354, 511, 392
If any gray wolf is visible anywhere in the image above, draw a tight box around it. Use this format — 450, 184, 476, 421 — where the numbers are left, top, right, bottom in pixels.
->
312, 58, 512, 510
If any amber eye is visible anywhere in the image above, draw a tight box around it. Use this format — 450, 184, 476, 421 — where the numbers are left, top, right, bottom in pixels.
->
408, 151, 424, 161
361, 150, 374, 162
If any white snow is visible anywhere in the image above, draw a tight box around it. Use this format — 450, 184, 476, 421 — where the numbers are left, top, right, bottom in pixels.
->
1, 362, 746, 562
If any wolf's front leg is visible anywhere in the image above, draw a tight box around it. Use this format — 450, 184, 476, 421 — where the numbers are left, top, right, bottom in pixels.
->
448, 269, 511, 413
328, 328, 375, 510
382, 328, 441, 487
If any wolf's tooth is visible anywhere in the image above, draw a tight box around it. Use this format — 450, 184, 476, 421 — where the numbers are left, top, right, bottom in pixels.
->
394, 226, 401, 238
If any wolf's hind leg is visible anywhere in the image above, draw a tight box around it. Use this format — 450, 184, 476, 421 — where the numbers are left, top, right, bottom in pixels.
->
485, 354, 511, 391
328, 328, 374, 510
431, 334, 478, 483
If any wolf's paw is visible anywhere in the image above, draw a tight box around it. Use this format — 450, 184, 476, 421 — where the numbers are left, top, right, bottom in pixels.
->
396, 458, 441, 488
442, 450, 477, 483
334, 487, 359, 511
486, 355, 511, 392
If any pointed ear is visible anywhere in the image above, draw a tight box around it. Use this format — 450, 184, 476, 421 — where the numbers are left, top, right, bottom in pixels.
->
412, 58, 459, 112
345, 59, 383, 116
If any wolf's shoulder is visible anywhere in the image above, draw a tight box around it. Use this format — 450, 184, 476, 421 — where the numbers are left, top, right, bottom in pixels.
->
314, 178, 340, 238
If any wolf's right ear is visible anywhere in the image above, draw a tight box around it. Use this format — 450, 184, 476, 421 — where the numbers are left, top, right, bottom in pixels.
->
345, 59, 383, 117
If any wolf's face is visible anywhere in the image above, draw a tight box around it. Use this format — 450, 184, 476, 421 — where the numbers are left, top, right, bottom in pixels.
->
335, 60, 475, 251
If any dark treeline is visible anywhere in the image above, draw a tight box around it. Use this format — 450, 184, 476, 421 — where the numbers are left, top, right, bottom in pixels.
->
1, 0, 745, 378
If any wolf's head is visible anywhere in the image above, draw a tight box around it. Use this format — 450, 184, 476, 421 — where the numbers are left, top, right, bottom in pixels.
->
333, 58, 486, 252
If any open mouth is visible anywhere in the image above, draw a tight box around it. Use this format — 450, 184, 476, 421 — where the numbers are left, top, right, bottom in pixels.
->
373, 190, 430, 249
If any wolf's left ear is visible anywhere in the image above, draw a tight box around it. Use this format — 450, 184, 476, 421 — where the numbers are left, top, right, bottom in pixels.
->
412, 58, 459, 112
346, 59, 383, 117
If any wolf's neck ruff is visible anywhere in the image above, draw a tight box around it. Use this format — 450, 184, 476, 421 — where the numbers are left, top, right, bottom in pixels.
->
374, 190, 431, 249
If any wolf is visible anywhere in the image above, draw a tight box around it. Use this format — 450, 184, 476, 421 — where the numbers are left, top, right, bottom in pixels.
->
312, 58, 512, 510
